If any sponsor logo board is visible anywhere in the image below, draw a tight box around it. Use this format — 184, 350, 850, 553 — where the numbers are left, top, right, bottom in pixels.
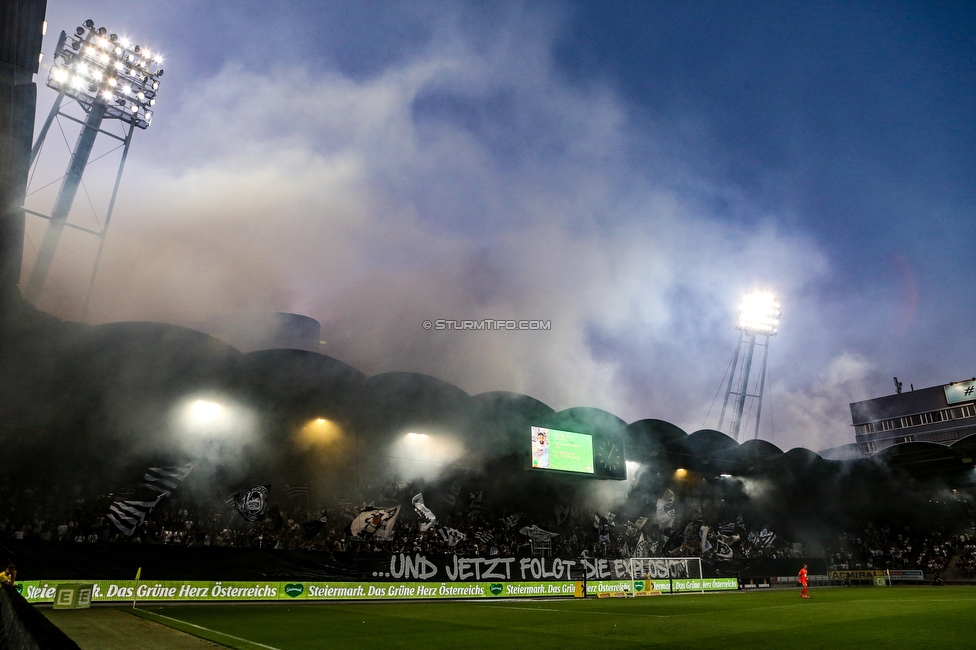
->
588, 577, 737, 594
19, 580, 581, 604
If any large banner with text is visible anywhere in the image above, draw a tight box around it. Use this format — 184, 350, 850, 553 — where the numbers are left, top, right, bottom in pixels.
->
20, 575, 738, 604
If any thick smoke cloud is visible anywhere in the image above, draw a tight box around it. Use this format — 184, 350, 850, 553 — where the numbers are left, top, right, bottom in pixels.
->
21, 1, 975, 462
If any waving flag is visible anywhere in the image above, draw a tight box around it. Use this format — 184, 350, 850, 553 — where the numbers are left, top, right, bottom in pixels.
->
351, 506, 400, 540
438, 526, 467, 547
519, 525, 559, 542
655, 489, 676, 528
108, 464, 193, 536
227, 485, 271, 522
412, 493, 437, 531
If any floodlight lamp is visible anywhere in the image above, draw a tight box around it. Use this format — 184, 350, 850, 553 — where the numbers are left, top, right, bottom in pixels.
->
735, 291, 781, 336
84, 19, 94, 28
110, 33, 118, 42
76, 26, 84, 36
97, 27, 107, 36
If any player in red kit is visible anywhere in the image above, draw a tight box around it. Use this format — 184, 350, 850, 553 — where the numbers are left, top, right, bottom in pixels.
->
798, 564, 809, 598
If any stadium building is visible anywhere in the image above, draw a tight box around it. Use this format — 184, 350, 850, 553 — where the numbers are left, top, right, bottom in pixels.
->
851, 377, 976, 454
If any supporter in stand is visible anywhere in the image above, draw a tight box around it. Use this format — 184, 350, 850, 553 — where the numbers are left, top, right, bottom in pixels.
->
0, 564, 17, 587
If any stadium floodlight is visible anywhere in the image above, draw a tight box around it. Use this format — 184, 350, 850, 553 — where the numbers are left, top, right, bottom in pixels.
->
736, 291, 781, 335
45, 20, 163, 130
719, 290, 781, 442
189, 400, 223, 424
23, 19, 165, 308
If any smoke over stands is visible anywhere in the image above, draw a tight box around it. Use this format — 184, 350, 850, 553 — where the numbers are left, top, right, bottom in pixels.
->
1, 303, 972, 553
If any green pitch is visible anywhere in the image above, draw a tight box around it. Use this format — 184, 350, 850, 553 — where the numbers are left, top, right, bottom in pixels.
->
108, 587, 976, 649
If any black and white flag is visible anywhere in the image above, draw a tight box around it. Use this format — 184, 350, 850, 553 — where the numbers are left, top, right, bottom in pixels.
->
443, 482, 462, 508
519, 525, 559, 542
633, 532, 652, 558
412, 493, 437, 531
107, 464, 193, 536
301, 514, 329, 538
716, 534, 735, 559
700, 525, 712, 552
438, 526, 467, 547
227, 485, 271, 522
501, 513, 522, 530
468, 491, 483, 518
473, 531, 494, 544
655, 489, 676, 528
350, 506, 400, 540
554, 504, 570, 525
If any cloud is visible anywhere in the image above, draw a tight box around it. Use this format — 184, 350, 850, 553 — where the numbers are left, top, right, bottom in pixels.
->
773, 353, 874, 452
32, 3, 845, 452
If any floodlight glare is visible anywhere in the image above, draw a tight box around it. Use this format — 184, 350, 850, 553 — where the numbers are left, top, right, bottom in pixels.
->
736, 291, 781, 335
719, 290, 781, 442
45, 20, 165, 131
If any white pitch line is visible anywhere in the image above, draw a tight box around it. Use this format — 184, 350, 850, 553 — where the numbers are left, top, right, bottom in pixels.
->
139, 610, 283, 650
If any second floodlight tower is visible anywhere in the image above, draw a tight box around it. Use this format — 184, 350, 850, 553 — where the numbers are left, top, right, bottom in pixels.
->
719, 291, 781, 442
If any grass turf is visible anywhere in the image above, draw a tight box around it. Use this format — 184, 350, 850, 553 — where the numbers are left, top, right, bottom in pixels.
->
127, 587, 976, 650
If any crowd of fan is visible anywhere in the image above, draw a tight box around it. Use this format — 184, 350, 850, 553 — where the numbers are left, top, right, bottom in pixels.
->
0, 480, 970, 578
0, 480, 798, 563
827, 524, 971, 573
956, 541, 976, 576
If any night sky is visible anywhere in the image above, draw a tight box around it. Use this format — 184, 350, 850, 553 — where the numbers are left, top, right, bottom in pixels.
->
21, 1, 976, 453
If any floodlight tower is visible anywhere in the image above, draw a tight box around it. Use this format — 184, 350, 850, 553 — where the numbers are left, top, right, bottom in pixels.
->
718, 291, 780, 442
22, 18, 163, 314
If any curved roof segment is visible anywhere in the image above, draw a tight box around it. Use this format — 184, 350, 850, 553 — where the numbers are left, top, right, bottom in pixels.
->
21, 314, 976, 481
